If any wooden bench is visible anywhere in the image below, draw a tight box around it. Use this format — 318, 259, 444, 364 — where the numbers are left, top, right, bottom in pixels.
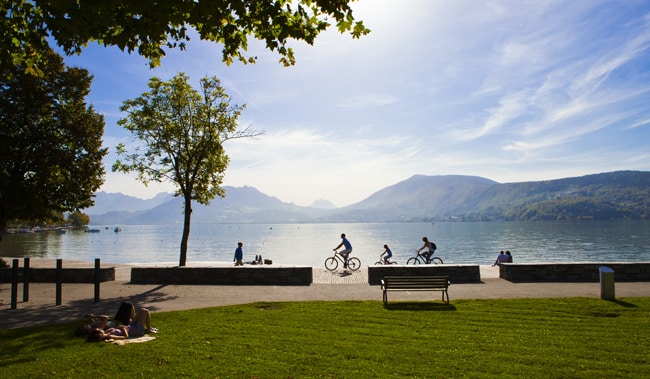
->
380, 276, 450, 305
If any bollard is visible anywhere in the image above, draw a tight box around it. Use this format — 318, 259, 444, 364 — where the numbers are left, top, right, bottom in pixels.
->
599, 266, 615, 300
94, 258, 101, 303
11, 259, 19, 309
23, 257, 30, 302
56, 259, 63, 305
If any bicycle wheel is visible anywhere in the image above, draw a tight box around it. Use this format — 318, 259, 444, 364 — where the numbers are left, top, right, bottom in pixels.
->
406, 257, 420, 265
430, 257, 443, 265
375, 261, 383, 265
324, 257, 338, 271
347, 257, 361, 271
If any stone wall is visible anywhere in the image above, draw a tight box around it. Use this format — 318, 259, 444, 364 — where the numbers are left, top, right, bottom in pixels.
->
368, 265, 481, 285
130, 266, 312, 285
499, 262, 650, 282
0, 268, 115, 283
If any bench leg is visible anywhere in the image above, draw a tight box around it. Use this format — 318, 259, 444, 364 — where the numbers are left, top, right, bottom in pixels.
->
442, 289, 449, 304
383, 290, 388, 305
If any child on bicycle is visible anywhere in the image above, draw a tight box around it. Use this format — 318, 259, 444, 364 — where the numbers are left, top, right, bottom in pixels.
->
381, 244, 393, 264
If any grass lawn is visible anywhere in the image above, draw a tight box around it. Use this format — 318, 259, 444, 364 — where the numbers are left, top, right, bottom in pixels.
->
1, 297, 649, 378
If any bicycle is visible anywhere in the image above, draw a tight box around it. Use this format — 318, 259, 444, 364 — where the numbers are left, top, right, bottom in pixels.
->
406, 250, 443, 265
375, 253, 398, 265
325, 251, 361, 271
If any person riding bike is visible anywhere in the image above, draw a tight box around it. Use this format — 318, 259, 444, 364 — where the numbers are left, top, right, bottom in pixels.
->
333, 233, 352, 268
381, 244, 393, 264
416, 236, 436, 263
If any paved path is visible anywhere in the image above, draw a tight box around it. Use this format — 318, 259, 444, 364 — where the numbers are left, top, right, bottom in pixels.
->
2, 260, 650, 329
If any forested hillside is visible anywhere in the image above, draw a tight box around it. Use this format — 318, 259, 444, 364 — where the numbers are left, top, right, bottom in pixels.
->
88, 171, 650, 224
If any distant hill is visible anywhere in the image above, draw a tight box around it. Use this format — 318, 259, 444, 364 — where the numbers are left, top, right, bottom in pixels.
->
88, 186, 334, 225
309, 199, 338, 209
321, 175, 498, 222
87, 171, 650, 224
85, 191, 173, 215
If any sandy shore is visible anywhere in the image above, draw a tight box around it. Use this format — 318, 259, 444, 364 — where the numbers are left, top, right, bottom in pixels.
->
2, 259, 650, 329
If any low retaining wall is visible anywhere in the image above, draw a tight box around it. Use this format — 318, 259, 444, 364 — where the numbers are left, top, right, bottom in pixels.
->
499, 262, 650, 282
0, 268, 115, 283
368, 265, 481, 285
130, 266, 313, 285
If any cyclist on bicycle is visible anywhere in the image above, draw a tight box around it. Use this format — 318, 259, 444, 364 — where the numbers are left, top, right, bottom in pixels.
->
416, 236, 436, 263
381, 244, 393, 264
333, 233, 352, 268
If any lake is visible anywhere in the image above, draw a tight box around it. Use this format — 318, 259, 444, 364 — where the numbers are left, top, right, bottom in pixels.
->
1, 221, 649, 267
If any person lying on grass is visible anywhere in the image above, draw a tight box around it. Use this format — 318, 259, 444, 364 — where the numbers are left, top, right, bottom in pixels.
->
75, 314, 111, 337
86, 307, 156, 342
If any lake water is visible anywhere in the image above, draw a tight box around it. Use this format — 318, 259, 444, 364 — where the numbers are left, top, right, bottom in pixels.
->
1, 221, 649, 267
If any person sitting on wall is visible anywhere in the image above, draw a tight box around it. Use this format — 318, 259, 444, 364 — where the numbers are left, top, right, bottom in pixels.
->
492, 250, 508, 266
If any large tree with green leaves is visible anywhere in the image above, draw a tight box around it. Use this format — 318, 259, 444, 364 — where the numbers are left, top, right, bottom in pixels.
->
114, 73, 261, 266
2, 0, 369, 77
0, 49, 107, 236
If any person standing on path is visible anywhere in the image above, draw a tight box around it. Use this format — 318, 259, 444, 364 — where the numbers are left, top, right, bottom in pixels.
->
333, 233, 352, 268
234, 242, 244, 266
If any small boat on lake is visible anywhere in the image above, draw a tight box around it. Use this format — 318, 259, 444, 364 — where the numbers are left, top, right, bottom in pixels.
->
85, 228, 100, 233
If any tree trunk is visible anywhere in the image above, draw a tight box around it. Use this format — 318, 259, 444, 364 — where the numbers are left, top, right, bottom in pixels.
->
179, 196, 193, 267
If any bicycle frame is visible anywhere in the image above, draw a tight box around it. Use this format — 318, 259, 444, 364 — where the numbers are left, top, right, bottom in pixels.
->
407, 251, 443, 265
325, 251, 361, 271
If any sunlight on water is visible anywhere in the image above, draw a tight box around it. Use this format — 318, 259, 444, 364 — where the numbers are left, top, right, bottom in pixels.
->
1, 221, 649, 267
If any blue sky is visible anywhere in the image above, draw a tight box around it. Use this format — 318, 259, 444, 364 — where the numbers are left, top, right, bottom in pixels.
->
63, 0, 650, 207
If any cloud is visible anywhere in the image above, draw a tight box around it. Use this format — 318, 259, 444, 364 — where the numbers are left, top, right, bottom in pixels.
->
62, 1, 650, 206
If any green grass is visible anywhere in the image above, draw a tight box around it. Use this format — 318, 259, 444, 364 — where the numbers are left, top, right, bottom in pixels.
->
1, 298, 649, 378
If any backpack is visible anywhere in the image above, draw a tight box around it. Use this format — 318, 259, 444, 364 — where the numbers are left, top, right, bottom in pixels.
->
430, 242, 437, 251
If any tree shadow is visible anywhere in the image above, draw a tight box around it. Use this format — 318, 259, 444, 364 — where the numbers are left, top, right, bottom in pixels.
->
0, 284, 177, 330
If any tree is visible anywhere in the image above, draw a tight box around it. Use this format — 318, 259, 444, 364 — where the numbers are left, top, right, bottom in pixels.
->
68, 211, 90, 227
2, 0, 370, 77
0, 49, 107, 237
113, 73, 262, 266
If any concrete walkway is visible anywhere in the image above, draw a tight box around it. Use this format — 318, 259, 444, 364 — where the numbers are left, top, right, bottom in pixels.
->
2, 260, 650, 329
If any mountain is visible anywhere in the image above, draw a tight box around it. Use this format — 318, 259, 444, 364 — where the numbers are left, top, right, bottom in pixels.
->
87, 171, 650, 224
321, 175, 497, 222
88, 186, 334, 225
309, 199, 338, 209
85, 191, 173, 215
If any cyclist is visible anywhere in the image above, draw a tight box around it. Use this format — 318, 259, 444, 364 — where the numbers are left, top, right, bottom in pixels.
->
416, 236, 436, 263
333, 233, 352, 268
381, 244, 393, 264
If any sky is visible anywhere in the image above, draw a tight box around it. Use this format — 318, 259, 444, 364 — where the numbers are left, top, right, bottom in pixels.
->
62, 0, 650, 207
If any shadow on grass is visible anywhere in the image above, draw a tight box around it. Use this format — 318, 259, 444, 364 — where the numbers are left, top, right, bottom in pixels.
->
607, 299, 639, 308
0, 284, 176, 330
383, 302, 456, 311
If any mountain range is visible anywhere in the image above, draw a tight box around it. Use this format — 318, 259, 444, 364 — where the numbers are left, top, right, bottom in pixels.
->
86, 170, 650, 224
